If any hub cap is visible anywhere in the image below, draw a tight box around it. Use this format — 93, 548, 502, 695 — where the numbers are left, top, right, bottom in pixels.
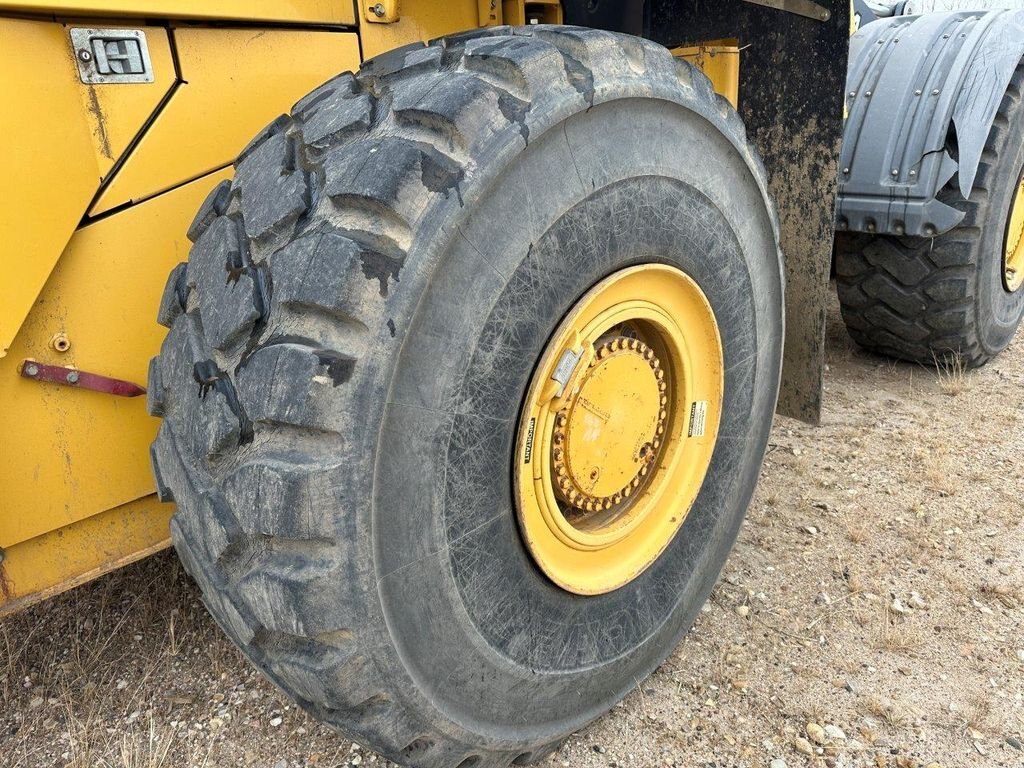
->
1005, 171, 1024, 293
514, 265, 724, 595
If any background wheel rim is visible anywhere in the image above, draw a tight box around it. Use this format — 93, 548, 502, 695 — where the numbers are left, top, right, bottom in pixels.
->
513, 264, 724, 595
1005, 171, 1024, 293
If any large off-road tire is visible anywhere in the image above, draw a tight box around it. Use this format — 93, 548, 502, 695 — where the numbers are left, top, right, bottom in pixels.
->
149, 26, 782, 767
835, 63, 1024, 366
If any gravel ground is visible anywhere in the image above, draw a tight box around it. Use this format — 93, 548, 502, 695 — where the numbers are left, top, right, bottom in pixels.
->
3, 297, 1023, 768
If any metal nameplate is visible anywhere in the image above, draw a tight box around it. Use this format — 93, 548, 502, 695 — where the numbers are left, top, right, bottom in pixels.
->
70, 28, 154, 84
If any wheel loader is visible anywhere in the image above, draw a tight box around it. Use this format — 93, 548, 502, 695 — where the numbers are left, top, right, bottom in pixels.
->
1, 1, 1020, 766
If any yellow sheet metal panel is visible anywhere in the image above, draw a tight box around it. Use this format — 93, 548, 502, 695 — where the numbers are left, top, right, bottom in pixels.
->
0, 169, 230, 549
359, 0, 482, 60
0, 18, 99, 358
672, 40, 741, 109
0, 495, 171, 618
91, 28, 360, 215
0, 1, 353, 25
74, 25, 175, 178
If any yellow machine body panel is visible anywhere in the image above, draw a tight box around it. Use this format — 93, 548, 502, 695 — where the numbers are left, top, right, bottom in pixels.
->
357, 0, 561, 59
360, 0, 492, 60
0, 496, 172, 617
0, 169, 229, 549
0, 18, 101, 359
92, 28, 360, 214
76, 25, 176, 179
673, 40, 741, 108
0, 4, 361, 613
0, 1, 353, 24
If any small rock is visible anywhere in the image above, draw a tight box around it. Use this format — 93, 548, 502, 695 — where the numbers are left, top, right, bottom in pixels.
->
794, 737, 814, 756
735, 605, 750, 618
847, 739, 865, 752
350, 755, 362, 766
825, 725, 847, 741
803, 525, 818, 535
269, 716, 283, 727
806, 723, 827, 745
890, 597, 911, 615
208, 717, 224, 731
28, 696, 44, 709
116, 679, 128, 691
909, 592, 928, 610
770, 760, 788, 768
1006, 736, 1023, 751
273, 761, 287, 768
815, 593, 832, 606
972, 599, 994, 616
592, 745, 606, 754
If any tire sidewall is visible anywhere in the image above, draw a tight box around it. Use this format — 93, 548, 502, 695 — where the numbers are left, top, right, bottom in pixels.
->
373, 97, 782, 745
977, 105, 1024, 351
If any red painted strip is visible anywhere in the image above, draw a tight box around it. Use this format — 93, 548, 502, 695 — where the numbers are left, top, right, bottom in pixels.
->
20, 360, 146, 397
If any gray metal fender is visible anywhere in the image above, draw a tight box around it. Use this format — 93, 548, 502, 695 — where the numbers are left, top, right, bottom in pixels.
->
837, 9, 1024, 237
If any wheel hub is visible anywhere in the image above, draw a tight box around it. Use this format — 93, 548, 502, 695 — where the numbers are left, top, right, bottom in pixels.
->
1005, 172, 1024, 293
552, 338, 666, 513
513, 265, 724, 595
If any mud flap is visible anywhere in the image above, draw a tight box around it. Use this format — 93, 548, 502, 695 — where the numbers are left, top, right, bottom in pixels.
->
646, 0, 851, 423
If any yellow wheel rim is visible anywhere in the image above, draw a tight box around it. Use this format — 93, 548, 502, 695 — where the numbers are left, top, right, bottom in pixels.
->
1006, 171, 1024, 293
513, 265, 724, 595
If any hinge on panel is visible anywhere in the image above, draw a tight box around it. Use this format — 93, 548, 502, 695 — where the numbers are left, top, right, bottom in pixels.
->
740, 0, 832, 22
363, 0, 400, 23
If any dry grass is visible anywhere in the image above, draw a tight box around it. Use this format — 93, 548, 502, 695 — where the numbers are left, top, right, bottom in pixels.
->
934, 352, 970, 396
873, 605, 927, 655
863, 696, 911, 729
846, 521, 870, 544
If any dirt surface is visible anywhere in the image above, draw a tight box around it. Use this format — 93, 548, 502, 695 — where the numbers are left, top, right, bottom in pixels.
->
3, 297, 1023, 768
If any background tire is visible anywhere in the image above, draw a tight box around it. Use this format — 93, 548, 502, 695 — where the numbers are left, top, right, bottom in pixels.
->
835, 63, 1024, 366
149, 26, 781, 767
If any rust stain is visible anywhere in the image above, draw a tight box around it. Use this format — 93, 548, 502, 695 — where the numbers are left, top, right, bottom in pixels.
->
85, 85, 113, 160
0, 559, 14, 602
